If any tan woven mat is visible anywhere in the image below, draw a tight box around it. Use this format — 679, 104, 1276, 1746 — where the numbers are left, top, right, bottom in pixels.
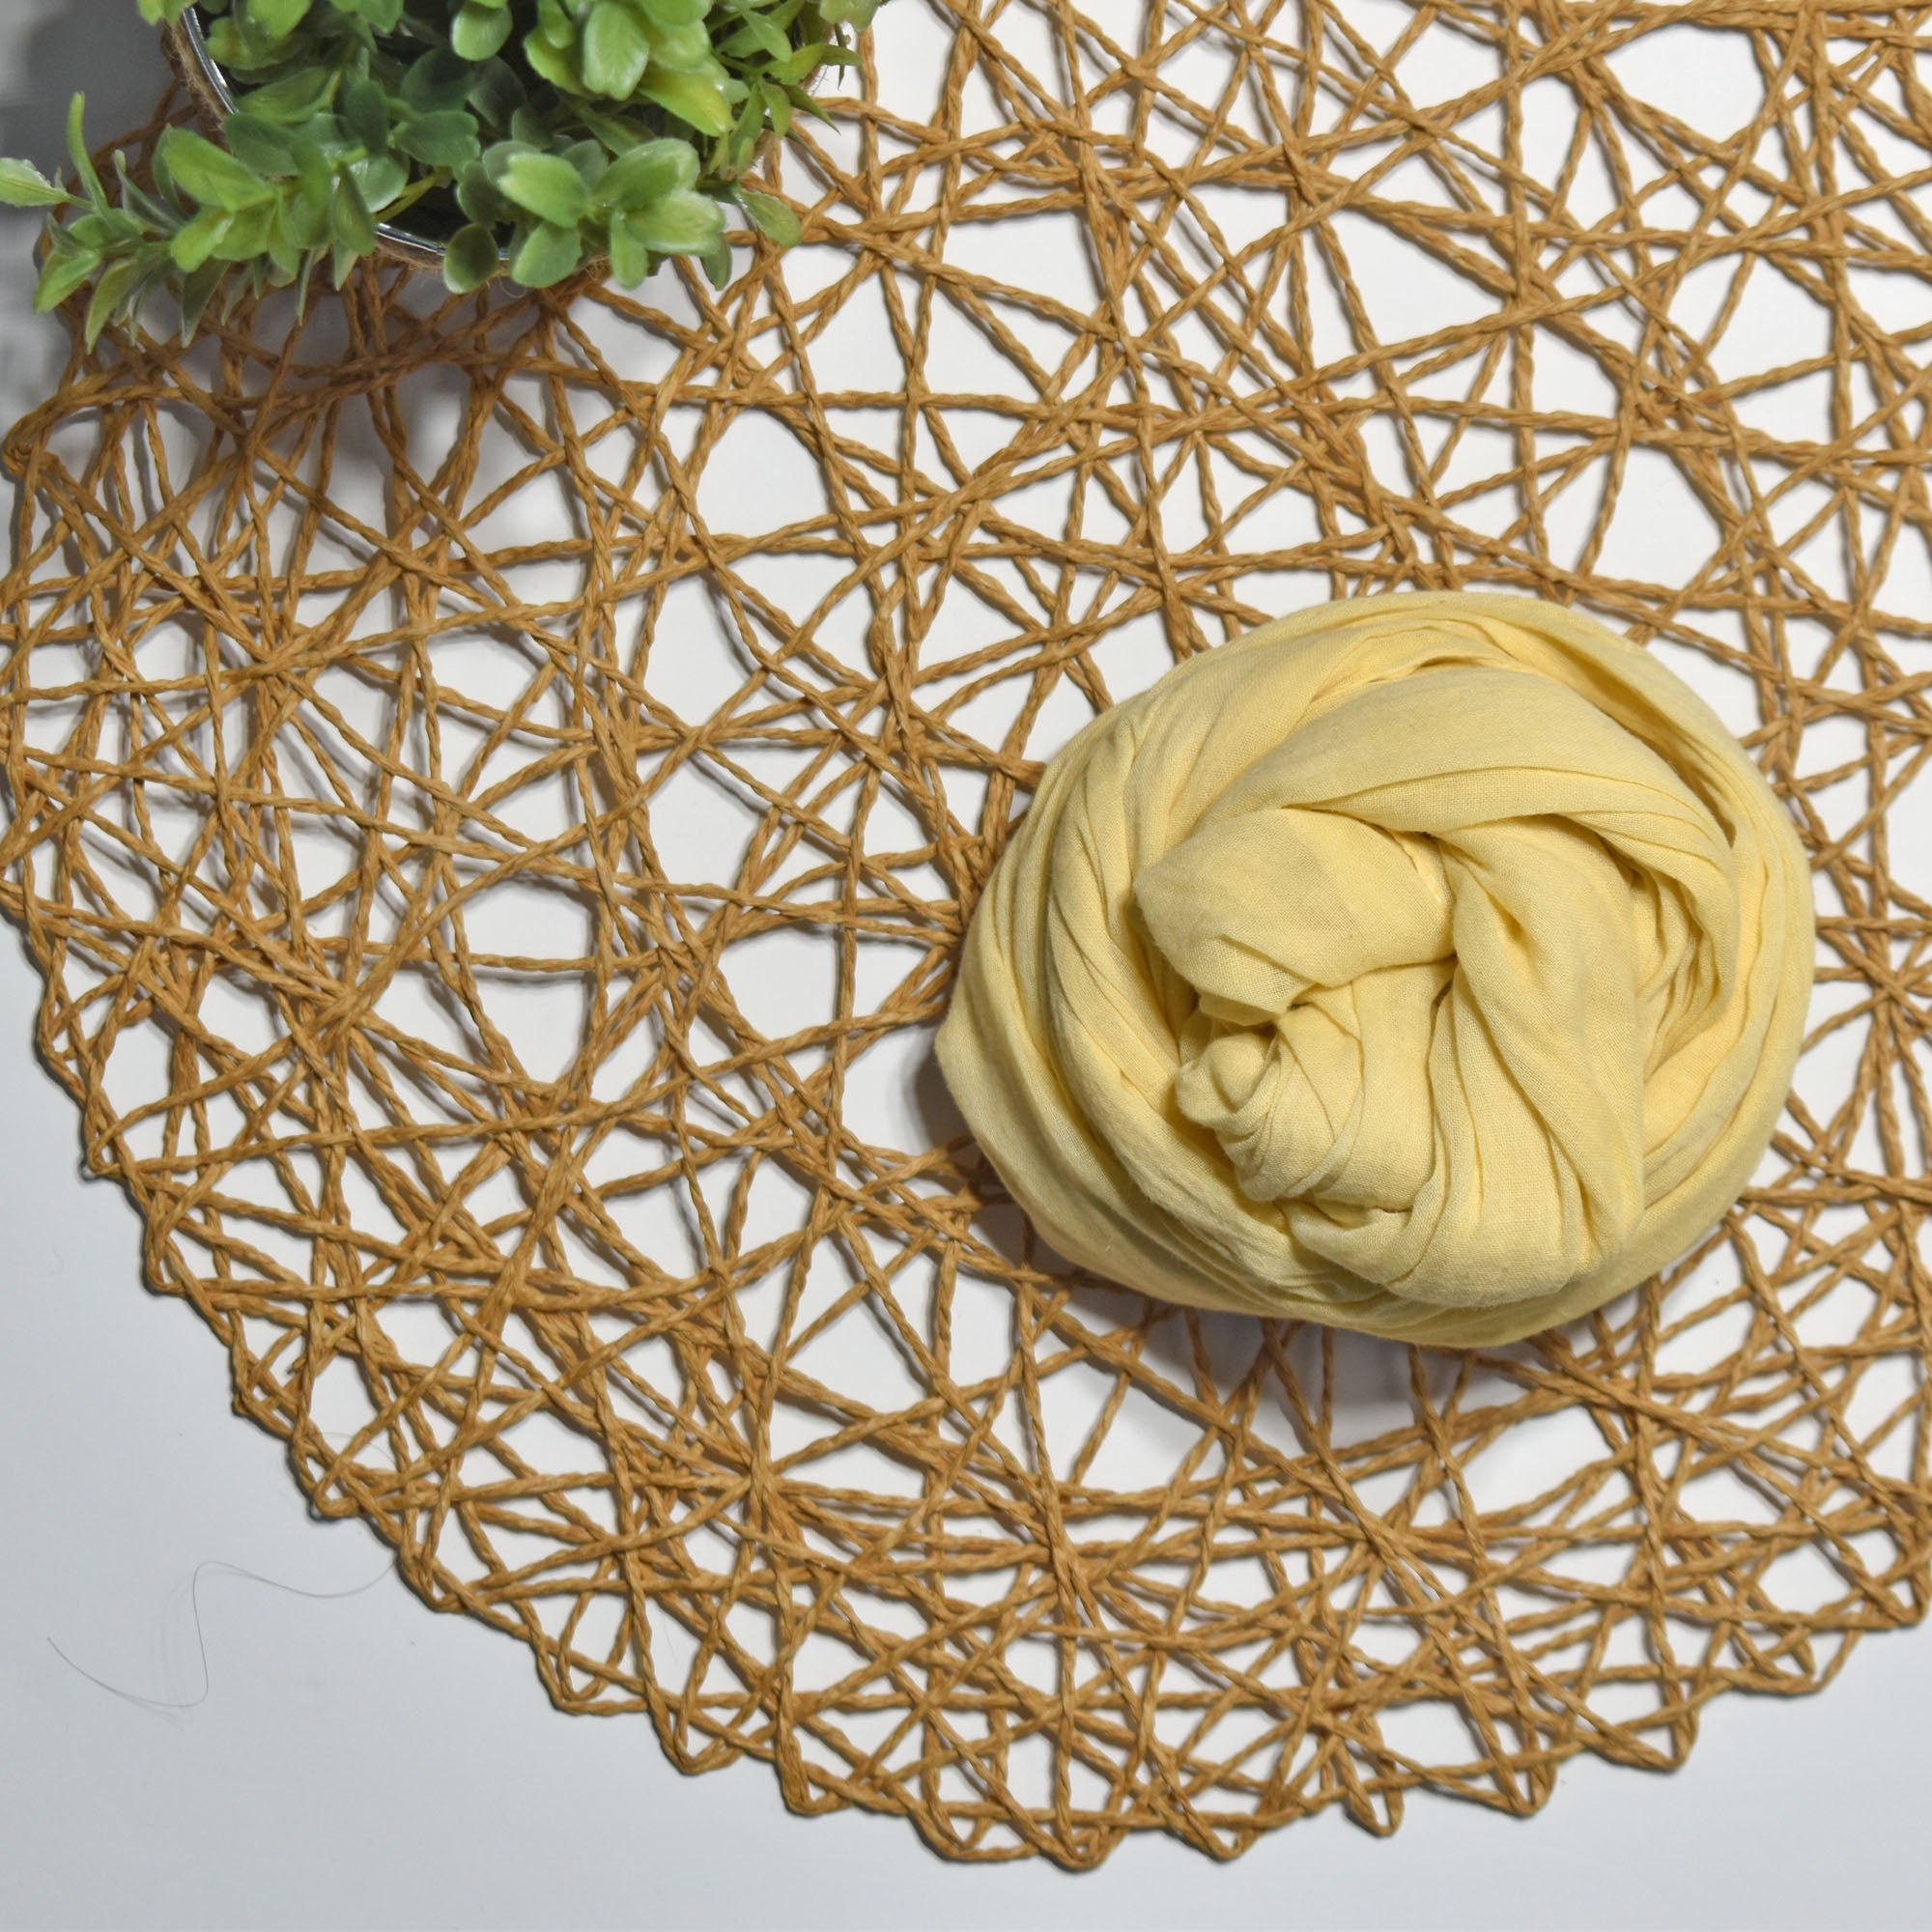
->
3, 0, 1930, 1865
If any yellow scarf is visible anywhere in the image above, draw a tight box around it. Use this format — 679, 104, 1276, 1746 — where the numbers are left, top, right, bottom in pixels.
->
937, 593, 1815, 1346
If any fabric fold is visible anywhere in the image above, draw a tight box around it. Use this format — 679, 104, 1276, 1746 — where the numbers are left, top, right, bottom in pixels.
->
937, 592, 1815, 1346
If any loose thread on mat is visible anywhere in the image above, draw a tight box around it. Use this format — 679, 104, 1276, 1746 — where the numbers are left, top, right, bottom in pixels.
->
47, 1560, 394, 1716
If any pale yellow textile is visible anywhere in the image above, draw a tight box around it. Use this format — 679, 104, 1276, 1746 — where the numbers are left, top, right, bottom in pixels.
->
937, 593, 1816, 1345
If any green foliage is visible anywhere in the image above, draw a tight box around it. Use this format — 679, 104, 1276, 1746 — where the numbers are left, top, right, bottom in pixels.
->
0, 158, 71, 206
5, 0, 886, 342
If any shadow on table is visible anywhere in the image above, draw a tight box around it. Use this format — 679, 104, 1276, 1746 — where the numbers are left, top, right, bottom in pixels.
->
0, 0, 173, 412
0, 0, 172, 173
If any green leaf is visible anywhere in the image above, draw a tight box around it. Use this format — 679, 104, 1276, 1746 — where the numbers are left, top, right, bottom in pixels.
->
66, 212, 137, 251
724, 12, 791, 60
83, 254, 143, 350
726, 87, 763, 151
0, 157, 70, 208
700, 233, 732, 289
522, 33, 580, 92
607, 212, 652, 286
637, 68, 733, 135
342, 78, 389, 154
293, 136, 333, 200
574, 108, 636, 153
736, 185, 801, 247
451, 2, 513, 61
296, 112, 352, 154
33, 244, 101, 313
265, 209, 303, 279
222, 113, 298, 176
784, 81, 834, 128
350, 154, 409, 211
244, 0, 313, 37
467, 59, 526, 131
66, 96, 107, 211
773, 43, 822, 85
593, 137, 696, 211
639, 0, 705, 22
170, 206, 233, 272
330, 175, 377, 256
481, 139, 538, 185
281, 164, 333, 248
622, 187, 724, 253
581, 2, 651, 99
508, 221, 582, 288
210, 200, 274, 261
157, 128, 273, 211
395, 110, 482, 169
442, 221, 500, 293
495, 151, 590, 227
401, 50, 476, 115
644, 20, 717, 71
455, 159, 510, 224
204, 18, 251, 66
178, 258, 225, 341
235, 68, 335, 124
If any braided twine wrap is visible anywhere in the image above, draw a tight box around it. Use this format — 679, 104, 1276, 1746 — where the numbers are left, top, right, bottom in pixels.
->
3, 0, 1930, 1865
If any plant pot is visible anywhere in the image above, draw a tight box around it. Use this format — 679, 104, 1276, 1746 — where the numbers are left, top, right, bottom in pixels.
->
162, 6, 453, 272
160, 5, 820, 287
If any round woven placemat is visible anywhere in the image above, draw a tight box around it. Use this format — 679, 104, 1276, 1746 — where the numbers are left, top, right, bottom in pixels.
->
4, 0, 1930, 1866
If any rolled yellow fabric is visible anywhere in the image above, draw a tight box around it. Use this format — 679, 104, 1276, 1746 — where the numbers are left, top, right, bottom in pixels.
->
936, 593, 1815, 1346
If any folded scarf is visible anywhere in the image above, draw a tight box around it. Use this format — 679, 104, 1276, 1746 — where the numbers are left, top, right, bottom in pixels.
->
937, 592, 1815, 1345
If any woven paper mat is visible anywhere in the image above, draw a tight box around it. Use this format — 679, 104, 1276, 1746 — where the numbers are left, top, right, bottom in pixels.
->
4, 0, 1931, 1866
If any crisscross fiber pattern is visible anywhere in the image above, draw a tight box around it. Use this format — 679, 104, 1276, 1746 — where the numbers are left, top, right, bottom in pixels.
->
3, 0, 1931, 1866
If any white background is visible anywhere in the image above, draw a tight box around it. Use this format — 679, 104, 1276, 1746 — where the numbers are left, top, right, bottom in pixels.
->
4, 5, 1932, 1928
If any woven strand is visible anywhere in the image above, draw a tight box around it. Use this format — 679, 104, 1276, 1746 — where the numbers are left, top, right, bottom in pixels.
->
2, 0, 1930, 1866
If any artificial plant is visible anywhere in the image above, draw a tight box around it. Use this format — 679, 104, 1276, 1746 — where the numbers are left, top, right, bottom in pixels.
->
0, 0, 878, 342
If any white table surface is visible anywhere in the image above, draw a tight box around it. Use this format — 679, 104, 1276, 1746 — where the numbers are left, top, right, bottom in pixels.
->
5, 7, 1932, 1928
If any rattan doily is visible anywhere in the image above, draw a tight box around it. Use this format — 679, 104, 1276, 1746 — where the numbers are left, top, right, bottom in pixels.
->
4, 0, 1930, 1867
